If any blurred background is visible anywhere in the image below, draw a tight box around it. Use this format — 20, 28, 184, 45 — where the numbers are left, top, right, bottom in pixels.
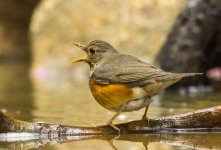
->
0, 0, 221, 149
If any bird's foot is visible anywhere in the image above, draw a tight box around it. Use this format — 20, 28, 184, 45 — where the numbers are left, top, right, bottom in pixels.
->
142, 116, 150, 125
107, 123, 120, 133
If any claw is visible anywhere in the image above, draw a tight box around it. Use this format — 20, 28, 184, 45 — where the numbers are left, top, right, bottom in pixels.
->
142, 116, 150, 125
108, 123, 120, 133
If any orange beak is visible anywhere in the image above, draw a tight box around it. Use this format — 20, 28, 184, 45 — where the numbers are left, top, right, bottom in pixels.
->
71, 43, 89, 64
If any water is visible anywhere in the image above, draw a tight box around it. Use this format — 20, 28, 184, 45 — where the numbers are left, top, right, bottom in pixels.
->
0, 63, 221, 150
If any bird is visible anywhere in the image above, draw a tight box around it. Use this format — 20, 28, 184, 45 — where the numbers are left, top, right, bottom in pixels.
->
71, 40, 202, 132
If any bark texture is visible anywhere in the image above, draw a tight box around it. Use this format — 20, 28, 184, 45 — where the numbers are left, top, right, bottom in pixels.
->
0, 106, 221, 135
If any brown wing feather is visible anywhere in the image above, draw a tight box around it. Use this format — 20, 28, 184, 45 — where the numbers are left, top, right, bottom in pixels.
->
92, 54, 175, 86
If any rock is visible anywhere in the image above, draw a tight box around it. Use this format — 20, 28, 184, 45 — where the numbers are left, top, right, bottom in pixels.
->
157, 0, 221, 88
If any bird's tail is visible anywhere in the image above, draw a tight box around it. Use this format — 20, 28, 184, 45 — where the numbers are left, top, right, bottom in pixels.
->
175, 73, 203, 78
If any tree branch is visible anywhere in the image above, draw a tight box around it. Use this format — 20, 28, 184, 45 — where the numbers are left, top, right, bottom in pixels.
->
0, 106, 221, 135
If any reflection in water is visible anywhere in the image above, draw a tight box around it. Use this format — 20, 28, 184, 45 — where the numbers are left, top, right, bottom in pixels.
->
0, 63, 34, 121
0, 63, 221, 150
0, 133, 221, 150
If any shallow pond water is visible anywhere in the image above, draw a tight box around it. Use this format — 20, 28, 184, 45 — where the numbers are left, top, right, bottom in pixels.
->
0, 63, 221, 150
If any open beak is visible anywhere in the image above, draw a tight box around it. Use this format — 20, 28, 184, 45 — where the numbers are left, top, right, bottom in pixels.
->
71, 43, 89, 64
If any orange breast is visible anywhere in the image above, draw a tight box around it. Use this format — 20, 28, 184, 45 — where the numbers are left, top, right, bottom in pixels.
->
89, 79, 133, 110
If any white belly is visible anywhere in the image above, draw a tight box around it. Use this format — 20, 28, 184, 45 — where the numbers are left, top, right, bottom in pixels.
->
111, 87, 152, 112
123, 98, 152, 112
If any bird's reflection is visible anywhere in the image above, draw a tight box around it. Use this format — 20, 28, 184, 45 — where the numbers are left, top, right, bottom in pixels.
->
0, 133, 221, 150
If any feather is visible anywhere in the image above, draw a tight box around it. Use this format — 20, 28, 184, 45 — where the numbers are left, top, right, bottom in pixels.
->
92, 54, 201, 88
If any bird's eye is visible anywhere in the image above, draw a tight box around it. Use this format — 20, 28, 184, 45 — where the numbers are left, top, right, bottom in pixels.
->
89, 48, 96, 54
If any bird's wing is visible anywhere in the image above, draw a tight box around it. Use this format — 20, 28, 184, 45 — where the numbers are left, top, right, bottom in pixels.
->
92, 54, 174, 86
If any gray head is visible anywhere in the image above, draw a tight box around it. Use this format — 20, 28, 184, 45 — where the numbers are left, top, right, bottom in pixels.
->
72, 40, 119, 67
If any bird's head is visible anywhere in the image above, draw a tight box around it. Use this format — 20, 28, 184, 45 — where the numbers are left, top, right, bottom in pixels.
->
71, 40, 118, 68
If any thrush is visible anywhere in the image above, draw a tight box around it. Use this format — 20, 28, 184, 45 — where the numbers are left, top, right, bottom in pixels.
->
71, 40, 202, 132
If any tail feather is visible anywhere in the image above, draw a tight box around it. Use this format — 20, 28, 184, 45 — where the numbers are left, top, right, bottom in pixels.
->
176, 73, 203, 78
161, 72, 203, 81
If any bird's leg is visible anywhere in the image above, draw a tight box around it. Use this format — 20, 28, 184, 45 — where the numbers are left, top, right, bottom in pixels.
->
106, 107, 125, 132
142, 104, 150, 123
108, 141, 118, 150
107, 134, 120, 150
142, 142, 149, 150
143, 143, 148, 150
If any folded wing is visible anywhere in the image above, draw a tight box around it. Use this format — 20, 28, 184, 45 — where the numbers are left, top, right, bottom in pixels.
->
92, 54, 177, 86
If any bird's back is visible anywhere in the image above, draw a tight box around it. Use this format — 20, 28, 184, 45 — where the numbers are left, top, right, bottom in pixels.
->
92, 54, 202, 96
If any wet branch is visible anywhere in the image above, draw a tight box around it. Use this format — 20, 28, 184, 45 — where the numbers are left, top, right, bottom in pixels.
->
0, 106, 221, 135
